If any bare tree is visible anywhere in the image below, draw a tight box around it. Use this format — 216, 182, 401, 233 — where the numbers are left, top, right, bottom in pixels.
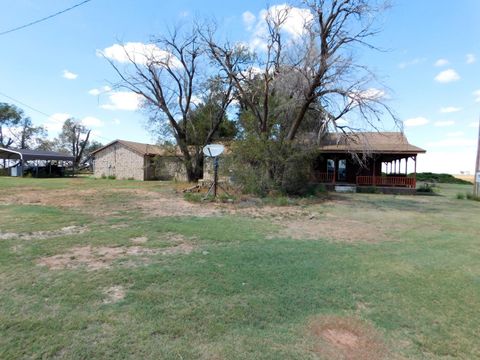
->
104, 26, 233, 181
58, 118, 91, 167
206, 0, 396, 143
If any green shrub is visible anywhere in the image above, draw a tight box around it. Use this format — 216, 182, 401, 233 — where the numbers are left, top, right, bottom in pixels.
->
183, 192, 203, 203
107, 175, 116, 180
101, 174, 107, 179
466, 193, 480, 201
456, 192, 465, 200
229, 139, 316, 196
358, 186, 380, 194
218, 193, 235, 203
413, 172, 472, 185
417, 183, 436, 193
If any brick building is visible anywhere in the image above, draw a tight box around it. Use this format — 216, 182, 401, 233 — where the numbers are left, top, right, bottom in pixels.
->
91, 140, 186, 181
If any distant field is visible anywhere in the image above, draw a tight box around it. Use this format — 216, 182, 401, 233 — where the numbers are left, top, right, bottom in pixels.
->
454, 174, 475, 183
0, 177, 479, 359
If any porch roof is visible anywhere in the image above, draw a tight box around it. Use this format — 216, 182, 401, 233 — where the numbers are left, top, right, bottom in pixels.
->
304, 132, 426, 155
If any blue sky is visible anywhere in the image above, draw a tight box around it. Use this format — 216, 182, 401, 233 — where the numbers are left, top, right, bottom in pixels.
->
0, 0, 479, 173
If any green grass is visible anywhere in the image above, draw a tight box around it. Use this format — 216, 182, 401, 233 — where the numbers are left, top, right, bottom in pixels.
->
0, 177, 479, 359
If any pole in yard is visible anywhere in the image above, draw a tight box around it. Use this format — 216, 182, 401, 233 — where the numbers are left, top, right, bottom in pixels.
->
474, 117, 480, 196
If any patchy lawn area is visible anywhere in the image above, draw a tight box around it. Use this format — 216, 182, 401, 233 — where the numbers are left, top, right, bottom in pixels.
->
0, 177, 479, 359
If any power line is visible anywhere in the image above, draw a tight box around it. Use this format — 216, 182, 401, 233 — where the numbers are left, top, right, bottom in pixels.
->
0, 91, 51, 118
0, 0, 94, 36
0, 90, 114, 143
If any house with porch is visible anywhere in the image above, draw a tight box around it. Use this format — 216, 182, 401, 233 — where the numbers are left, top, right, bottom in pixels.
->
309, 132, 426, 191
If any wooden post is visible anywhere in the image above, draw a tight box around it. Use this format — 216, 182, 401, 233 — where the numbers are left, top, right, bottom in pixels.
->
333, 158, 336, 185
474, 117, 480, 196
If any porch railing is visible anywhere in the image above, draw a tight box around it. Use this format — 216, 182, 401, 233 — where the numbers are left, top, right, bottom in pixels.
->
316, 172, 334, 183
356, 176, 416, 188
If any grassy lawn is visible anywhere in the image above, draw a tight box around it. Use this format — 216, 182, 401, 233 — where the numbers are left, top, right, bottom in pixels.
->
0, 177, 479, 359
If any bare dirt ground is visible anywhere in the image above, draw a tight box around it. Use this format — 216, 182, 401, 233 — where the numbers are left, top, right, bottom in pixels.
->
37, 243, 194, 271
0, 226, 88, 240
307, 315, 388, 360
0, 183, 413, 243
103, 286, 126, 304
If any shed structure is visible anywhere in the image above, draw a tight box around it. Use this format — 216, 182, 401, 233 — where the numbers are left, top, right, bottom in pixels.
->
0, 147, 75, 177
91, 139, 186, 181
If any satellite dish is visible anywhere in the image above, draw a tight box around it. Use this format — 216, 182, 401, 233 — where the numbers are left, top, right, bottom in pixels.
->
203, 144, 224, 158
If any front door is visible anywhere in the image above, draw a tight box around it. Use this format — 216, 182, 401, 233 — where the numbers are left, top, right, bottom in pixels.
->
338, 159, 347, 182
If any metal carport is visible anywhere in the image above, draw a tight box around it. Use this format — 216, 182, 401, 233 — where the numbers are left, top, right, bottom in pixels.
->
0, 147, 75, 177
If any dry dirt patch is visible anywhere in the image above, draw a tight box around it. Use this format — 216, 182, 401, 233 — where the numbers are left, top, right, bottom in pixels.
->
278, 217, 387, 243
103, 286, 126, 304
0, 188, 97, 208
38, 243, 194, 271
0, 226, 88, 241
308, 315, 387, 360
130, 236, 148, 244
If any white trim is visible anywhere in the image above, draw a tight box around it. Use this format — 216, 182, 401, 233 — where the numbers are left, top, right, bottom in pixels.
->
0, 147, 23, 161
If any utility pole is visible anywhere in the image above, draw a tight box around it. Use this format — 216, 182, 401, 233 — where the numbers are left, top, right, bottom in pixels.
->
475, 117, 480, 196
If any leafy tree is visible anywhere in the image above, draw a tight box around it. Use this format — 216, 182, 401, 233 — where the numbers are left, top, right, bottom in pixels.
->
0, 103, 23, 148
12, 117, 47, 149
179, 100, 237, 146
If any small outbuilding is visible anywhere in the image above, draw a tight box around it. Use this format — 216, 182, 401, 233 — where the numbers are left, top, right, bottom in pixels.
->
91, 139, 186, 181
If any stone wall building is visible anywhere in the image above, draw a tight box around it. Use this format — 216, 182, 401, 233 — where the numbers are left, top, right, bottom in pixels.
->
91, 139, 186, 181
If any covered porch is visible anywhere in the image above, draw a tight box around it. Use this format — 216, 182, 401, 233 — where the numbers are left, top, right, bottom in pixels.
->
314, 154, 419, 188
310, 132, 426, 189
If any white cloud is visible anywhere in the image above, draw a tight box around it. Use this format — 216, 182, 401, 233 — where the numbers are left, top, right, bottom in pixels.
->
112, 118, 121, 125
336, 118, 349, 126
434, 120, 455, 127
246, 5, 313, 50
347, 88, 386, 106
88, 86, 111, 96
404, 117, 429, 127
434, 69, 460, 83
473, 90, 480, 102
466, 53, 476, 64
62, 70, 78, 80
434, 58, 449, 67
398, 58, 426, 69
81, 116, 104, 128
439, 106, 462, 113
447, 131, 464, 137
101, 91, 142, 111
97, 42, 182, 68
242, 11, 256, 30
44, 113, 71, 132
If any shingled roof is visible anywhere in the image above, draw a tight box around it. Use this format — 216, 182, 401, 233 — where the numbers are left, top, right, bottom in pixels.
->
302, 132, 426, 154
91, 139, 181, 157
